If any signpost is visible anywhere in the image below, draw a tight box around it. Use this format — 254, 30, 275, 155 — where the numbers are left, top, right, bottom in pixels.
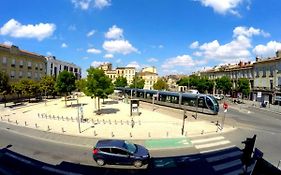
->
221, 102, 228, 130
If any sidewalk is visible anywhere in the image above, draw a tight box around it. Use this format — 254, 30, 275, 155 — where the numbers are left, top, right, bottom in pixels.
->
0, 96, 236, 144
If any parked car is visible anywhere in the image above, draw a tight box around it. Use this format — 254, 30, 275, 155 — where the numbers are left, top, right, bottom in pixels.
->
92, 139, 150, 168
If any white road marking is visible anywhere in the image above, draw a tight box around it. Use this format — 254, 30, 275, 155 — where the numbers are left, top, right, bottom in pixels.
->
200, 145, 236, 154
191, 136, 225, 144
195, 140, 231, 149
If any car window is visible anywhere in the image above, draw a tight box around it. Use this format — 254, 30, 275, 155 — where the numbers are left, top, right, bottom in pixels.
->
100, 148, 111, 153
111, 148, 129, 155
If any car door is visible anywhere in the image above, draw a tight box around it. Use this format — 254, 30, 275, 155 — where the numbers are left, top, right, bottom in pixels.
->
111, 148, 131, 165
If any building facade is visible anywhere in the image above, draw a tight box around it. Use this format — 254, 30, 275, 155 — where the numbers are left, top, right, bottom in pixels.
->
0, 44, 46, 82
45, 56, 81, 80
139, 67, 158, 90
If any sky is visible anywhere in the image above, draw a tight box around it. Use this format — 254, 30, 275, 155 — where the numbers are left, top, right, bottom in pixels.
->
1, 0, 281, 77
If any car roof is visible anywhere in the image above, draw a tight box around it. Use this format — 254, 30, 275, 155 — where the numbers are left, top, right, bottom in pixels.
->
96, 139, 125, 148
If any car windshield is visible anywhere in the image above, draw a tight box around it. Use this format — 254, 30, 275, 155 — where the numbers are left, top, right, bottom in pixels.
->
123, 141, 137, 154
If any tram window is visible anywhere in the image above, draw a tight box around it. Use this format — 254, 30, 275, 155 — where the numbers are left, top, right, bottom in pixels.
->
198, 97, 205, 107
206, 98, 214, 110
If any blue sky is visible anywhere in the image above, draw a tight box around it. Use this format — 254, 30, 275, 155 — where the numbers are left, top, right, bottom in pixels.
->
1, 0, 281, 77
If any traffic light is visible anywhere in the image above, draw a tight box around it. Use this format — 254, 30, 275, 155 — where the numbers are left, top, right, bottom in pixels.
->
241, 135, 256, 166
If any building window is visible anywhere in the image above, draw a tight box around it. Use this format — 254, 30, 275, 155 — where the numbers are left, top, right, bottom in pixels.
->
40, 64, 43, 70
35, 63, 38, 70
50, 63, 53, 69
11, 59, 16, 67
19, 60, 23, 68
10, 71, 15, 79
35, 72, 38, 79
27, 72, 31, 78
74, 68, 77, 72
255, 68, 259, 78
269, 66, 274, 77
28, 62, 32, 69
19, 71, 23, 78
262, 67, 266, 77
2, 57, 7, 64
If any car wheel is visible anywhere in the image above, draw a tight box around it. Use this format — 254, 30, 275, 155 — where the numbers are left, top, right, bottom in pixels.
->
96, 159, 105, 166
133, 160, 142, 168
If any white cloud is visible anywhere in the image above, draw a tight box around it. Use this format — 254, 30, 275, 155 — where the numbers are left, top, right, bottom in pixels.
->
196, 0, 244, 16
161, 55, 204, 69
87, 47, 102, 54
253, 41, 281, 57
91, 61, 108, 67
71, 0, 91, 10
0, 19, 56, 41
105, 25, 123, 39
61, 43, 68, 48
103, 39, 138, 55
71, 0, 110, 10
68, 25, 76, 31
190, 41, 199, 49
87, 29, 96, 37
233, 26, 270, 38
127, 61, 140, 69
158, 45, 164, 49
147, 58, 158, 62
3, 41, 12, 45
104, 53, 114, 58
46, 51, 52, 56
94, 0, 111, 9
191, 26, 269, 63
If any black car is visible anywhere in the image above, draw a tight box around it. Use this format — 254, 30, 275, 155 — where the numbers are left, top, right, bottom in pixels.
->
92, 139, 150, 168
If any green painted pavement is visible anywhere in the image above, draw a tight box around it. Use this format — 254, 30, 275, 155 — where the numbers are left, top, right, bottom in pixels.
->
145, 138, 192, 149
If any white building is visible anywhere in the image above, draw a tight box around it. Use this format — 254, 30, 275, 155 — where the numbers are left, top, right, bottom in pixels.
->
45, 56, 81, 79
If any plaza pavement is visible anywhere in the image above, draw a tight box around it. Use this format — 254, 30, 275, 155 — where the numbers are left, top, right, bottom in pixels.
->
0, 95, 236, 141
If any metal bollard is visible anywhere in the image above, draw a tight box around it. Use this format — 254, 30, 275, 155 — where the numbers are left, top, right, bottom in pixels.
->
47, 125, 50, 131
35, 123, 38, 128
92, 119, 94, 124
49, 115, 52, 119
111, 132, 114, 137
1, 116, 2, 120
115, 120, 117, 125
103, 119, 105, 124
41, 114, 44, 118
45, 114, 47, 118
109, 120, 111, 125
139, 120, 141, 125
148, 132, 151, 137
62, 116, 64, 121
57, 116, 60, 120
201, 130, 204, 135
66, 117, 69, 121
121, 120, 123, 125
38, 113, 40, 117
25, 121, 27, 126
166, 131, 169, 137
71, 117, 73, 121
16, 120, 18, 125
62, 127, 65, 133
53, 115, 55, 119
94, 130, 97, 136
130, 132, 132, 137
8, 118, 10, 122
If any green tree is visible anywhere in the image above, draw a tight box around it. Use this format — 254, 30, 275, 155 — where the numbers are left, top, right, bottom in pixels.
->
215, 76, 232, 94
129, 76, 145, 89
176, 77, 190, 88
39, 76, 56, 98
86, 67, 114, 113
55, 70, 76, 106
0, 72, 11, 107
153, 78, 168, 90
18, 79, 39, 102
114, 76, 128, 87
76, 78, 87, 92
237, 78, 250, 99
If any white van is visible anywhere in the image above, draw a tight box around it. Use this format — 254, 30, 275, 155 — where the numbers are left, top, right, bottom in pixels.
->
186, 89, 199, 94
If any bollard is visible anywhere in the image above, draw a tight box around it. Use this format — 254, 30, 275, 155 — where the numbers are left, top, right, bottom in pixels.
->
62, 116, 64, 121
111, 132, 114, 137
97, 119, 99, 124
71, 117, 73, 121
57, 116, 60, 120
127, 120, 129, 125
121, 120, 123, 125
130, 132, 132, 137
1, 116, 2, 120
47, 125, 50, 131
109, 120, 111, 125
25, 121, 27, 126
35, 123, 38, 128
92, 119, 94, 124
115, 120, 117, 125
139, 120, 141, 125
45, 114, 47, 118
8, 118, 10, 122
94, 130, 97, 136
103, 119, 105, 124
49, 115, 52, 119
66, 117, 69, 121
16, 120, 18, 125
53, 115, 55, 119
201, 130, 204, 135
148, 132, 151, 137
62, 127, 65, 133
38, 113, 40, 117
41, 114, 43, 118
166, 131, 169, 137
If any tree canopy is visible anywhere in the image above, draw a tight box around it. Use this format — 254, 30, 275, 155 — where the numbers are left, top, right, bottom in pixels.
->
176, 75, 213, 93
39, 75, 56, 97
86, 67, 114, 112
129, 76, 145, 89
75, 78, 87, 92
114, 76, 128, 87
55, 70, 76, 106
0, 72, 11, 107
153, 78, 168, 90
237, 78, 250, 98
215, 76, 232, 94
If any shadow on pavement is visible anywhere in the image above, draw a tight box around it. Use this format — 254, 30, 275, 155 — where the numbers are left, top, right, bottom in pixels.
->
95, 108, 120, 115
67, 103, 88, 108
102, 100, 119, 105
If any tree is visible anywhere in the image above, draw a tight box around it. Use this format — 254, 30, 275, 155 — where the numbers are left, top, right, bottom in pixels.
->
39, 76, 56, 98
216, 76, 232, 94
86, 67, 114, 113
55, 70, 76, 106
17, 79, 39, 102
237, 78, 250, 99
176, 77, 190, 87
76, 79, 87, 92
129, 76, 145, 89
0, 72, 11, 107
153, 78, 168, 90
114, 76, 128, 87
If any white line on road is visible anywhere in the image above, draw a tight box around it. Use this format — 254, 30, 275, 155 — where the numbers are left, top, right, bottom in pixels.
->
191, 136, 225, 144
195, 140, 231, 149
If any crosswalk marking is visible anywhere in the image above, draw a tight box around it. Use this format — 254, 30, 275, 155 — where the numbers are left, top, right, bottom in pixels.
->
191, 136, 224, 144
213, 159, 241, 171
200, 145, 236, 154
195, 140, 230, 149
206, 150, 242, 162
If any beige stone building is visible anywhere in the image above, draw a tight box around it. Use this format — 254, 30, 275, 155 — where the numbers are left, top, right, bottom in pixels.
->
139, 66, 158, 90
0, 44, 46, 82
